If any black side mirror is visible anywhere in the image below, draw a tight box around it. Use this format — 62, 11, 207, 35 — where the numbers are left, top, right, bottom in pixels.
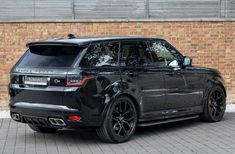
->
183, 56, 192, 66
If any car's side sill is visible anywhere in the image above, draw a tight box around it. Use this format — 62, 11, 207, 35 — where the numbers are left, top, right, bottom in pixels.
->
137, 115, 199, 127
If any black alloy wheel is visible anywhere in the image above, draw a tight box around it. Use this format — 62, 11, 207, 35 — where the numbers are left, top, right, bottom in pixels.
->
96, 96, 137, 143
111, 98, 136, 137
201, 86, 226, 122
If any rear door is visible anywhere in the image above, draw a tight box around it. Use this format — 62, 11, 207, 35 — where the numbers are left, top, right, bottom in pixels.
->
119, 40, 166, 120
78, 41, 121, 110
10, 45, 85, 106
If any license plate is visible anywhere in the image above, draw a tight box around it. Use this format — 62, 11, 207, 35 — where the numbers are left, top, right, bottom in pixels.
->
24, 76, 48, 86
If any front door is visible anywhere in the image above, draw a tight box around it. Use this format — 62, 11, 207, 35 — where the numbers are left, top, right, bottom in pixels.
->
149, 40, 200, 117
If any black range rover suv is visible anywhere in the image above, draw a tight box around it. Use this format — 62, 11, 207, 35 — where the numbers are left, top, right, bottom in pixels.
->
9, 35, 226, 143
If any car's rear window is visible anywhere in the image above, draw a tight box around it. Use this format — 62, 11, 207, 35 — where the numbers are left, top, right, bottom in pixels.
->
17, 45, 85, 68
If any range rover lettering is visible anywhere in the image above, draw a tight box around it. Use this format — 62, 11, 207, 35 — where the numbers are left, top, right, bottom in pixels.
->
9, 35, 226, 143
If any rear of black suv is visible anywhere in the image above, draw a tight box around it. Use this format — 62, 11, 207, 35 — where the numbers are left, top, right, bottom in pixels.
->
10, 36, 226, 143
9, 42, 106, 130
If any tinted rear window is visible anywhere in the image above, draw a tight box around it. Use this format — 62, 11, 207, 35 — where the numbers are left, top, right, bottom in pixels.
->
18, 45, 85, 68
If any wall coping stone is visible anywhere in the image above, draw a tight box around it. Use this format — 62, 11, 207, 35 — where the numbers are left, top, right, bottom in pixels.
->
0, 18, 235, 23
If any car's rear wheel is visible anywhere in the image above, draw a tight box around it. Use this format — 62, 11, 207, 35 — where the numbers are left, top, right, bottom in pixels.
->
28, 124, 58, 133
96, 96, 137, 143
201, 86, 226, 122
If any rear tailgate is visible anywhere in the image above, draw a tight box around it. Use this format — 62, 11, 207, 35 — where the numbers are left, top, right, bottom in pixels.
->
10, 68, 68, 105
9, 44, 86, 106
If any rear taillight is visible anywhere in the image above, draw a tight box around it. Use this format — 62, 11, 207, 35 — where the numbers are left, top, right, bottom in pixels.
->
66, 75, 92, 87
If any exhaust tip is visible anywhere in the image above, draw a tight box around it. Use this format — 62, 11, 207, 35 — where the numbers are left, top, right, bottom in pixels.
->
11, 113, 20, 121
48, 118, 66, 126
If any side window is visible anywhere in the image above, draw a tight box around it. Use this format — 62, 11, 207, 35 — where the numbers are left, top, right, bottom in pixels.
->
149, 41, 178, 67
120, 41, 152, 67
80, 42, 119, 67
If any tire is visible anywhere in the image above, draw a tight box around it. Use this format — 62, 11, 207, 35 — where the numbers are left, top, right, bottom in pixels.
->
96, 96, 137, 143
28, 124, 58, 133
201, 85, 226, 122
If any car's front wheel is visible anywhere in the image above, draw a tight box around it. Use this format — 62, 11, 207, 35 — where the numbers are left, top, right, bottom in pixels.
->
28, 124, 58, 133
201, 85, 226, 122
96, 96, 137, 143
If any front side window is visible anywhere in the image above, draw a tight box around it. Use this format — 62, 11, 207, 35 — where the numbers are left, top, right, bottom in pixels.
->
149, 41, 179, 67
120, 41, 152, 67
80, 42, 119, 67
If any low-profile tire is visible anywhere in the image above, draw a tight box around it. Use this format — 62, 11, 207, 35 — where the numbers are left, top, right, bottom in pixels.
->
28, 124, 58, 133
96, 96, 137, 143
201, 85, 226, 122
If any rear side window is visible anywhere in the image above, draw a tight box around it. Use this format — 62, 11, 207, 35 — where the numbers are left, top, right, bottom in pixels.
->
18, 45, 85, 68
80, 42, 119, 67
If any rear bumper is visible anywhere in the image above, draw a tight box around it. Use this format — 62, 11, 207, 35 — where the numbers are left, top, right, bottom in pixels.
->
9, 102, 103, 128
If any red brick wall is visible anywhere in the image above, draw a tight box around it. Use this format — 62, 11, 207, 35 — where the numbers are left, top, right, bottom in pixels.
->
0, 21, 235, 109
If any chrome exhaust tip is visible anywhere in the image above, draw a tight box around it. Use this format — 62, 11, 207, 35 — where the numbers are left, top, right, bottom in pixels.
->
48, 118, 66, 126
11, 113, 20, 121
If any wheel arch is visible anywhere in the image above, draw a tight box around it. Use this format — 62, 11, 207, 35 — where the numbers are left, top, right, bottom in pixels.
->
209, 78, 227, 97
205, 73, 227, 97
217, 83, 226, 97
202, 75, 227, 107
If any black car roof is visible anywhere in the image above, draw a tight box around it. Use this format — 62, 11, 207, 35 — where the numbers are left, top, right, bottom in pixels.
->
26, 36, 165, 47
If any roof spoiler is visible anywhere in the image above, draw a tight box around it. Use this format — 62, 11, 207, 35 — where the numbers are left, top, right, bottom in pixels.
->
26, 34, 78, 47
26, 41, 79, 47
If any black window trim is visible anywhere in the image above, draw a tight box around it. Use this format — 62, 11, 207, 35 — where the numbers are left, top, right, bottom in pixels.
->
78, 38, 184, 69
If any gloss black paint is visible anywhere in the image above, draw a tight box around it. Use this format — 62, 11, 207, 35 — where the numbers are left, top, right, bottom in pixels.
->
9, 36, 226, 128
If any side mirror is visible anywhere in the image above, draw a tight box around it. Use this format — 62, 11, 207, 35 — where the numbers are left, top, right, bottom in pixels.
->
169, 60, 179, 67
183, 56, 192, 66
169, 60, 181, 70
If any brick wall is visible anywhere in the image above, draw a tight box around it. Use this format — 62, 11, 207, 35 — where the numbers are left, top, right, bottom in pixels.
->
0, 21, 235, 109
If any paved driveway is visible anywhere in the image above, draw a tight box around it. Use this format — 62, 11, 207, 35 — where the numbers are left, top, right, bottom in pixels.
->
1, 113, 235, 154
